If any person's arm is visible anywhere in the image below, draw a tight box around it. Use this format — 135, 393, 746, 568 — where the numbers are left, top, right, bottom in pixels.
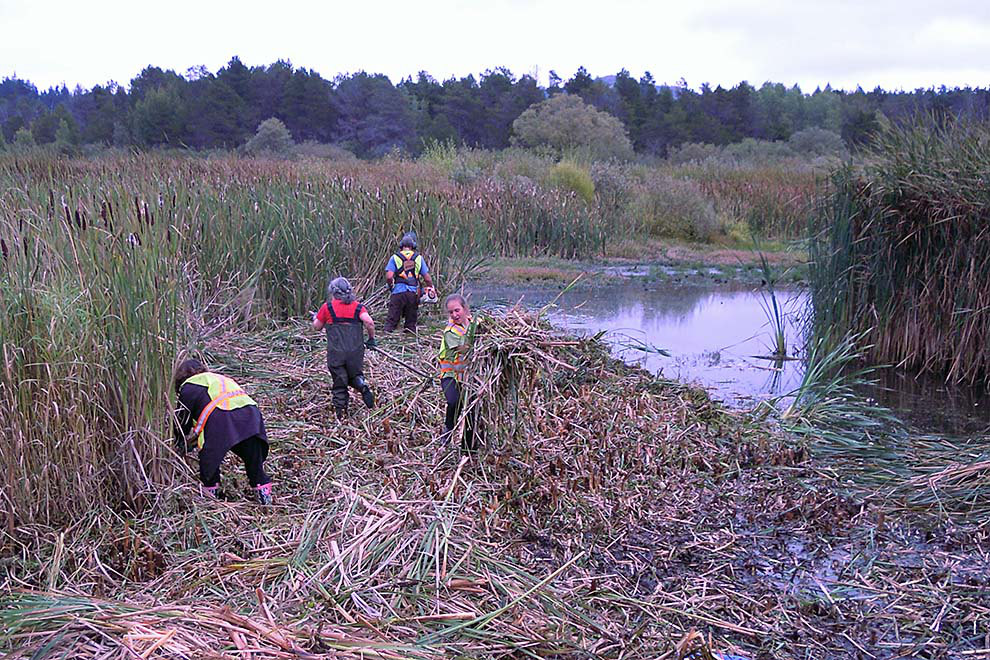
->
420, 260, 434, 290
360, 308, 375, 340
173, 385, 199, 451
312, 303, 329, 331
385, 257, 396, 289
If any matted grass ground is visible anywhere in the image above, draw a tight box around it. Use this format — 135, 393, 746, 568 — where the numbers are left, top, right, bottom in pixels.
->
1, 311, 986, 658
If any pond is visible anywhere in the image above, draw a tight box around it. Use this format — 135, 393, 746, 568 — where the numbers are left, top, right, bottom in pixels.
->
471, 281, 990, 436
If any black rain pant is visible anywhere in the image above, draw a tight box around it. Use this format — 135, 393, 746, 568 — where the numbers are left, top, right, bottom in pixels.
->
442, 376, 479, 449
200, 435, 271, 488
330, 349, 367, 413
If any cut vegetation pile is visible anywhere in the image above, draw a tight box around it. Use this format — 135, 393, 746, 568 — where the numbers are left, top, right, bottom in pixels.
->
3, 311, 987, 658
810, 118, 990, 385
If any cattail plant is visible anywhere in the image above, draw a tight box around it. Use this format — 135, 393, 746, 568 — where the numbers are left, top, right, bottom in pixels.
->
809, 116, 990, 385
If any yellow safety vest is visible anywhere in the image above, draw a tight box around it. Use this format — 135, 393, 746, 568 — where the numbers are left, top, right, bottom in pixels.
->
391, 250, 424, 285
182, 372, 256, 449
438, 322, 468, 380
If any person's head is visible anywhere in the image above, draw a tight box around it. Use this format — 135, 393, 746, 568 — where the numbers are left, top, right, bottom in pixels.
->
399, 232, 417, 250
174, 358, 206, 393
445, 294, 469, 325
328, 276, 356, 304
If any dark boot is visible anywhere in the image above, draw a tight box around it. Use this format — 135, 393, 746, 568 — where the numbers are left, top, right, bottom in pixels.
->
361, 386, 375, 409
354, 376, 375, 409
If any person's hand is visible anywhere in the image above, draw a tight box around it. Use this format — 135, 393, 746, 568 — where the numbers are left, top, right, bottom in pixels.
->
365, 337, 377, 349
309, 310, 317, 321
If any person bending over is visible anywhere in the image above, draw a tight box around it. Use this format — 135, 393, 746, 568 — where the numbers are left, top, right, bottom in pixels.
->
174, 359, 273, 505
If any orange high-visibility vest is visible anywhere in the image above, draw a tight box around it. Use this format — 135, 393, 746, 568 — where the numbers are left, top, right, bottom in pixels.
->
438, 322, 468, 380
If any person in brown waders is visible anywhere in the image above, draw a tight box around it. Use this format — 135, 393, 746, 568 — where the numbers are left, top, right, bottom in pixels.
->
173, 359, 274, 505
384, 232, 436, 334
312, 277, 377, 420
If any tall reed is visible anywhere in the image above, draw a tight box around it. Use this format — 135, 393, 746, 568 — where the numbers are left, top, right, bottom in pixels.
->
808, 117, 990, 384
0, 153, 616, 526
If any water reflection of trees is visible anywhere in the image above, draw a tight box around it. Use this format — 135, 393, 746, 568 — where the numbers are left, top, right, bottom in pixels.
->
556, 284, 716, 325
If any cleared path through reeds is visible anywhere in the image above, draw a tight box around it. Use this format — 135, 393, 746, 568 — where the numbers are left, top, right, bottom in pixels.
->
2, 311, 986, 658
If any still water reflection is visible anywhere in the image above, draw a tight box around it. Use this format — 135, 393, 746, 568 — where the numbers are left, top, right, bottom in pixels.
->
472, 282, 990, 435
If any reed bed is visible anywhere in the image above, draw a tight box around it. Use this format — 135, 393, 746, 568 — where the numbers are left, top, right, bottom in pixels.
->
809, 118, 990, 385
3, 311, 987, 658
678, 162, 818, 238
0, 153, 607, 528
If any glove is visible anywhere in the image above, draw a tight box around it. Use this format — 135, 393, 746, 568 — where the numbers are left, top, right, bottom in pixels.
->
365, 337, 377, 349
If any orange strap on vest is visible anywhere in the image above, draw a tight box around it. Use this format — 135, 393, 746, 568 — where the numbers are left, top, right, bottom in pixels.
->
192, 389, 247, 437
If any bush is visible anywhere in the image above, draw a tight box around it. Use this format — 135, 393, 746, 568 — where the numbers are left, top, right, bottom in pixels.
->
667, 142, 720, 165
548, 161, 595, 203
13, 127, 35, 150
723, 138, 796, 164
494, 147, 553, 182
788, 127, 847, 157
294, 141, 357, 161
244, 118, 294, 158
511, 93, 634, 161
633, 175, 718, 241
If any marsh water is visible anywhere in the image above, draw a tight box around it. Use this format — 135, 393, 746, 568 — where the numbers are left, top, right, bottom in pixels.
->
473, 281, 990, 436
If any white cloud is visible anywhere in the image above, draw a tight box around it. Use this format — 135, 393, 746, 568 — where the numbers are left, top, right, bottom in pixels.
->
1, 0, 988, 91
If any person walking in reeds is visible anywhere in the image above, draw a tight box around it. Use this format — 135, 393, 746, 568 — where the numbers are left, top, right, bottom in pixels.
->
312, 277, 377, 420
384, 232, 436, 334
173, 359, 274, 505
438, 294, 479, 448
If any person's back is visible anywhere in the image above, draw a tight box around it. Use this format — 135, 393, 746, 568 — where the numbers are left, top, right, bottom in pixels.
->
385, 232, 435, 333
174, 360, 273, 504
312, 277, 377, 420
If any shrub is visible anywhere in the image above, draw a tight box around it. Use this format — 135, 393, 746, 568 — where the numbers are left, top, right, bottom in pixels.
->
494, 147, 553, 181
511, 93, 634, 161
667, 142, 720, 165
788, 127, 847, 158
13, 127, 35, 150
633, 175, 718, 241
548, 161, 595, 203
244, 118, 294, 158
722, 138, 797, 164
294, 140, 357, 161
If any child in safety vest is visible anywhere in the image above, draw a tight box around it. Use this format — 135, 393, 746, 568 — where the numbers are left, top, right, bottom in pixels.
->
312, 276, 377, 420
438, 293, 479, 448
385, 232, 436, 334
173, 359, 273, 504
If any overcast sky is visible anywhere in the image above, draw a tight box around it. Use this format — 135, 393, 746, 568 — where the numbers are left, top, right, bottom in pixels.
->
2, 0, 989, 93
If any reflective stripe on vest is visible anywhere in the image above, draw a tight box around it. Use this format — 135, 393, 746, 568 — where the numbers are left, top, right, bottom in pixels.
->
392, 250, 422, 286
438, 323, 468, 378
183, 372, 256, 449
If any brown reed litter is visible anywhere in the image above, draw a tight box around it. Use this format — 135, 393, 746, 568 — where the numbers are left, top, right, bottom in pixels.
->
2, 310, 987, 658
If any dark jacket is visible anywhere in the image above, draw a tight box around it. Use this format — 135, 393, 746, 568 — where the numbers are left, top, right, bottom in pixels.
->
175, 376, 268, 456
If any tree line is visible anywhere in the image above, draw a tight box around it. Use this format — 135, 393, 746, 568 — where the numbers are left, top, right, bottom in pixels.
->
2, 57, 989, 157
